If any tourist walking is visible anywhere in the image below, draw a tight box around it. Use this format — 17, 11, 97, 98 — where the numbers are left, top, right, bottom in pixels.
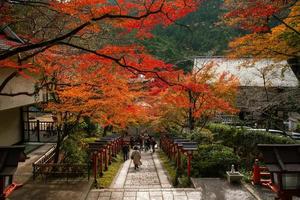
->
131, 146, 142, 170
130, 136, 134, 149
122, 143, 130, 161
151, 137, 157, 153
145, 136, 151, 152
139, 134, 144, 151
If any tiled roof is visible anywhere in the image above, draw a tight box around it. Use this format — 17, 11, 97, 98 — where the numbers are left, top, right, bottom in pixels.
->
194, 58, 299, 87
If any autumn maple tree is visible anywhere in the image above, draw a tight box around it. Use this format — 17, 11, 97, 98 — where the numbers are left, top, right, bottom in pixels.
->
0, 0, 240, 133
223, 0, 299, 62
0, 0, 200, 118
222, 0, 299, 130
151, 61, 238, 132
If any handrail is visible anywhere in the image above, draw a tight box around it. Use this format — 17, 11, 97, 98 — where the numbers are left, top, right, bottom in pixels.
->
33, 145, 56, 165
33, 145, 56, 180
33, 163, 90, 181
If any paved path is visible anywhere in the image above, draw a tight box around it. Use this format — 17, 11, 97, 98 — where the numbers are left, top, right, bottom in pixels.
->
111, 151, 171, 189
86, 150, 258, 200
87, 188, 202, 200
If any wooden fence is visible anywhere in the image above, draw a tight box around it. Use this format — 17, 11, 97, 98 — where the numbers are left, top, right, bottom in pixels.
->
32, 145, 90, 181
33, 163, 90, 181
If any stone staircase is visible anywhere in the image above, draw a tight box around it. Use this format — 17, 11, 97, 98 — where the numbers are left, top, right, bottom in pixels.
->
85, 151, 256, 200
86, 188, 202, 200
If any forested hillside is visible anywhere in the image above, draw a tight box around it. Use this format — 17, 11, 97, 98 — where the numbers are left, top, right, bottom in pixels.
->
142, 0, 244, 71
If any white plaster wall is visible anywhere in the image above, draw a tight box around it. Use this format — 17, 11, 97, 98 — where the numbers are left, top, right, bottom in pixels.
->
0, 107, 22, 146
0, 68, 43, 111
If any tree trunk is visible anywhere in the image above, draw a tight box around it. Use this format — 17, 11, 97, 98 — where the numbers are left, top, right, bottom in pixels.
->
103, 125, 113, 136
54, 126, 61, 163
188, 90, 195, 131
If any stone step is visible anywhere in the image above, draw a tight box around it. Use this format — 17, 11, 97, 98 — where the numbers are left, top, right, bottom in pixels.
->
260, 178, 272, 183
90, 188, 200, 192
260, 172, 271, 177
86, 188, 203, 200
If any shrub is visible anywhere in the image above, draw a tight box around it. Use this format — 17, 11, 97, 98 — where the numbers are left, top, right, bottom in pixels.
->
188, 127, 214, 145
234, 130, 295, 168
61, 131, 88, 164
207, 123, 296, 168
191, 144, 240, 177
296, 123, 300, 132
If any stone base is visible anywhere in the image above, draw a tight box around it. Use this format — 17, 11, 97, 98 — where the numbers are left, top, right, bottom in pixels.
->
226, 172, 243, 183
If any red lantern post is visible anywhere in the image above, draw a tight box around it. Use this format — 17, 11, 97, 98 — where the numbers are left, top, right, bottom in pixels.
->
104, 148, 108, 171
187, 152, 192, 177
177, 147, 181, 170
98, 151, 103, 176
252, 159, 261, 185
108, 144, 112, 164
93, 151, 98, 186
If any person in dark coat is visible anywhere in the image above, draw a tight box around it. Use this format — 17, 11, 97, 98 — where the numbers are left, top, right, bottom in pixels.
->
122, 144, 130, 161
145, 137, 151, 152
130, 136, 134, 149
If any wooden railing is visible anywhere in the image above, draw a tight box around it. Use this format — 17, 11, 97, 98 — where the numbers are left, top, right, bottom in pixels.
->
32, 145, 90, 181
33, 145, 56, 180
33, 163, 90, 181
24, 120, 57, 142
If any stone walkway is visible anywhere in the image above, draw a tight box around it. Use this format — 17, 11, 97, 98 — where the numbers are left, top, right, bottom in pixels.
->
86, 150, 258, 200
111, 151, 171, 189
87, 188, 202, 200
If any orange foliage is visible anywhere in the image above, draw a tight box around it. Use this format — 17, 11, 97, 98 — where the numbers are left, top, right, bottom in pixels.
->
37, 47, 153, 128
150, 62, 239, 130
224, 0, 299, 60
0, 0, 240, 129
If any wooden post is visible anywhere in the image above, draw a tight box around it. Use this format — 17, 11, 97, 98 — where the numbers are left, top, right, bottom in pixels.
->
173, 144, 176, 160
116, 139, 119, 153
167, 140, 171, 158
187, 153, 192, 177
177, 147, 181, 170
252, 159, 261, 185
93, 152, 98, 187
111, 142, 114, 157
0, 177, 5, 200
109, 145, 112, 164
98, 151, 103, 177
37, 120, 40, 142
118, 138, 121, 152
104, 148, 108, 171
26, 107, 30, 142
113, 141, 116, 157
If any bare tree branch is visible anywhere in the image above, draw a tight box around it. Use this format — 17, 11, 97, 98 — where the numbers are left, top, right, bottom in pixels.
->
0, 5, 165, 60
272, 14, 300, 36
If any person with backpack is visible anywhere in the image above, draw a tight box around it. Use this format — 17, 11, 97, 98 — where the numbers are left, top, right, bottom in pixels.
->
131, 146, 142, 170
